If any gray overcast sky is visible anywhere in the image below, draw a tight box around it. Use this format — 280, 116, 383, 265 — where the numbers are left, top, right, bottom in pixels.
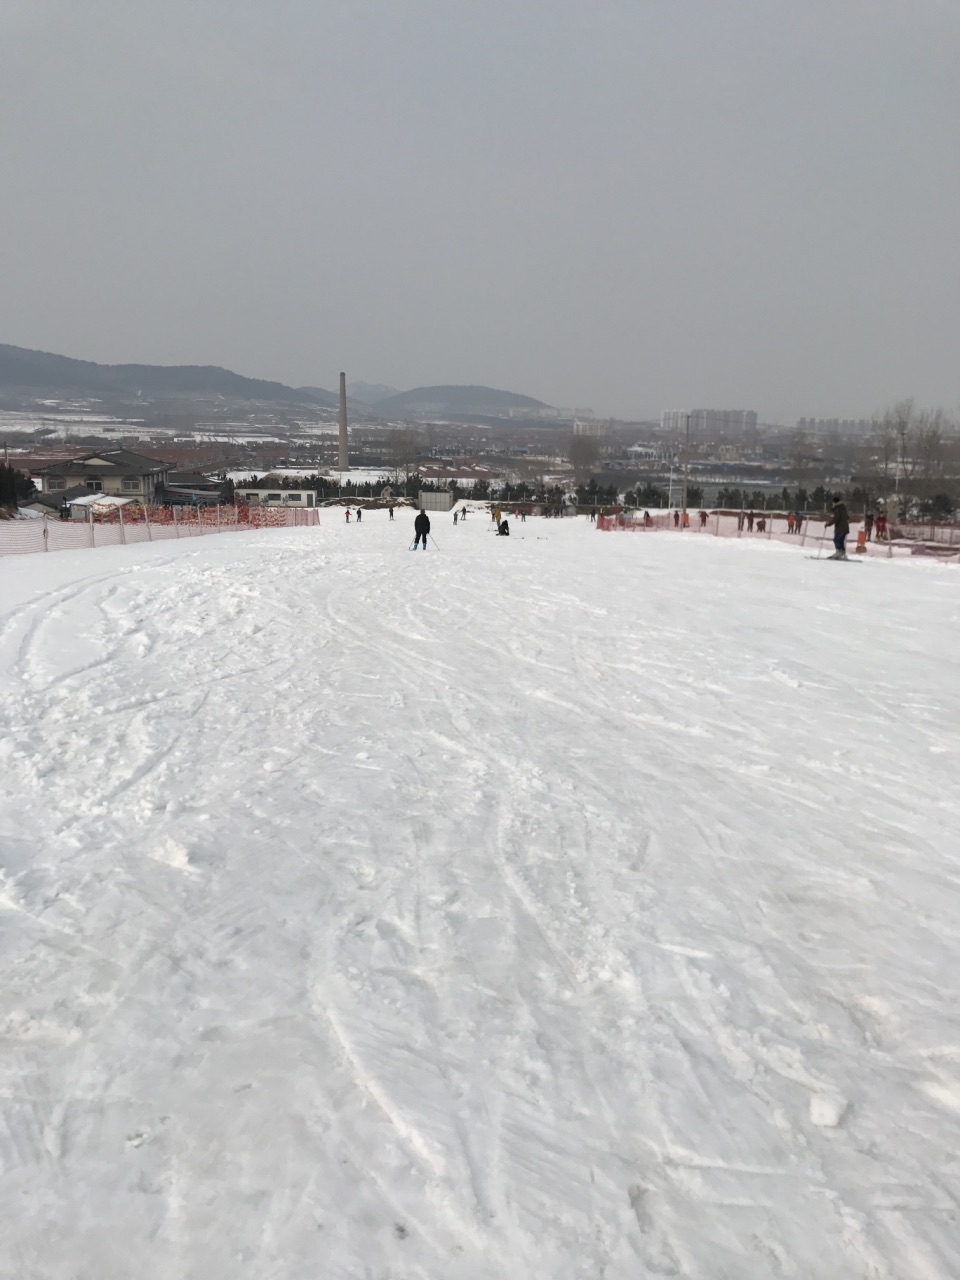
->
1, 0, 958, 421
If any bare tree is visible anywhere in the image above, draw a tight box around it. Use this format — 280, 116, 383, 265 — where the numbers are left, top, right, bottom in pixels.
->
568, 433, 599, 483
863, 400, 958, 511
387, 425, 421, 489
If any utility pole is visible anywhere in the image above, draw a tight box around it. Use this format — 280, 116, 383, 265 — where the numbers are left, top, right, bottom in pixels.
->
682, 412, 690, 523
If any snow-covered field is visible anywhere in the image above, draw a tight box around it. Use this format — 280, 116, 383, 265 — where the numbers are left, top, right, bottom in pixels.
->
1, 511, 958, 1279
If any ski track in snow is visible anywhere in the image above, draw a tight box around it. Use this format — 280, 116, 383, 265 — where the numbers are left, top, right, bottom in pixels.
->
0, 515, 958, 1278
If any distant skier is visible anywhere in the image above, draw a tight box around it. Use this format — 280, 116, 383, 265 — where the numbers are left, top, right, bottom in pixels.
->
345, 508, 350, 523
453, 510, 459, 525
673, 510, 680, 528
825, 494, 850, 559
787, 511, 795, 534
413, 509, 430, 550
746, 511, 755, 532
699, 510, 708, 528
793, 510, 803, 535
356, 508, 362, 522
389, 506, 394, 520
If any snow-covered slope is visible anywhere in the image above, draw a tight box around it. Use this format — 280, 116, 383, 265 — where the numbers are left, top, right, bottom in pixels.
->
1, 513, 958, 1279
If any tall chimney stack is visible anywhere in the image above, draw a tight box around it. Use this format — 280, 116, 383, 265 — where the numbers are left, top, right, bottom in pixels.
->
338, 372, 349, 471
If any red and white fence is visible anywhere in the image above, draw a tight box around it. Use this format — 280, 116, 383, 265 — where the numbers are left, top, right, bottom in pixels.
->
596, 510, 960, 560
0, 505, 320, 558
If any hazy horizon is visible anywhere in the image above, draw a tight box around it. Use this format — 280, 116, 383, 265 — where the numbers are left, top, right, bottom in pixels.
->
2, 1, 958, 422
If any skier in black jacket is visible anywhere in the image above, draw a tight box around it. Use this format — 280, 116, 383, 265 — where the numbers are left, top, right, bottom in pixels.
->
825, 495, 850, 559
413, 510, 430, 550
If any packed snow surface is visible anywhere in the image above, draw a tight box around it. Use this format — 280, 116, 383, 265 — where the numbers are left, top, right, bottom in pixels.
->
1, 511, 958, 1279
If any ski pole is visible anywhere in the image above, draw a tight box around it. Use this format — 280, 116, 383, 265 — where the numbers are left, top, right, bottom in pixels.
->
429, 533, 440, 550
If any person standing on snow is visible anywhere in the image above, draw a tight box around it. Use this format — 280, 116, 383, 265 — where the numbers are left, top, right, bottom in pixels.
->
825, 494, 850, 559
345, 508, 350, 523
413, 509, 430, 550
356, 508, 362, 522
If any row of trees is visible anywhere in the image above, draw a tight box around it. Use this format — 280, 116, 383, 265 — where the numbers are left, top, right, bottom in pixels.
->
777, 402, 958, 514
856, 401, 957, 512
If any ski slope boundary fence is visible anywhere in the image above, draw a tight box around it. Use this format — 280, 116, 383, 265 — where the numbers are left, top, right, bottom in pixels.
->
0, 505, 320, 558
596, 510, 960, 561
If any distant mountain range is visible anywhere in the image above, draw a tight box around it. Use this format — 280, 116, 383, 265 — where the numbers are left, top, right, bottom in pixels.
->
0, 344, 338, 408
372, 385, 550, 417
0, 344, 552, 419
349, 380, 402, 405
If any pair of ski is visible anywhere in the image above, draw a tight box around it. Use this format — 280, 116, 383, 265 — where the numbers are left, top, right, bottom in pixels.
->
805, 554, 861, 562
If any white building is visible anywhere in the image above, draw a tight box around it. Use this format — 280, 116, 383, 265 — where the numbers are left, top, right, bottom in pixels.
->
234, 486, 316, 507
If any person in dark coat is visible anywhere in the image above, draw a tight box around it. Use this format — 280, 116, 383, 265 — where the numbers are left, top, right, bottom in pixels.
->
413, 509, 430, 550
825, 494, 850, 558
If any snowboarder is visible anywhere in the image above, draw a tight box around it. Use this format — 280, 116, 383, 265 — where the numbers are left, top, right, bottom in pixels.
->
825, 494, 850, 559
413, 509, 430, 550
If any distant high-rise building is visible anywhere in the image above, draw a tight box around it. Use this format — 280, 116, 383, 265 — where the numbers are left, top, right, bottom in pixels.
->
660, 409, 758, 436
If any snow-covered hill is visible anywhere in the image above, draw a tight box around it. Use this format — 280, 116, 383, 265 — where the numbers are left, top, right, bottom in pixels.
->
1, 512, 958, 1279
